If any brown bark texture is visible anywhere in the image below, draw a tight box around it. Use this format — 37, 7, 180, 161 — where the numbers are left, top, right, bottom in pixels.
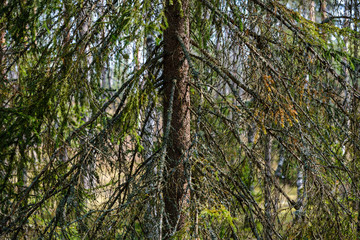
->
163, 0, 191, 237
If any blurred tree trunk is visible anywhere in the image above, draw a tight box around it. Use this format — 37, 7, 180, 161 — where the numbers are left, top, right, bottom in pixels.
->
143, 34, 160, 239
275, 140, 285, 179
163, 0, 191, 237
309, 0, 315, 22
263, 134, 273, 240
320, 0, 327, 21
295, 0, 316, 222
320, 0, 327, 39
100, 0, 108, 91
352, 0, 360, 235
0, 1, 6, 80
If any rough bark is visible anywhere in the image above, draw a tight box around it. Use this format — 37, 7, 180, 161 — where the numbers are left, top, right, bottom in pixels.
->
163, 0, 191, 237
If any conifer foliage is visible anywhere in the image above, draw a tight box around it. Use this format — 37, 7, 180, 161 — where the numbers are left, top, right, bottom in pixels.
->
0, 0, 359, 239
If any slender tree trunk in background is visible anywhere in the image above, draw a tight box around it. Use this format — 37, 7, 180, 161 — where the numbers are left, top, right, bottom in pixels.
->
352, 1, 360, 235
58, 0, 71, 165
275, 139, 285, 179
247, 121, 256, 190
79, 1, 96, 190
0, 2, 6, 80
299, 0, 304, 17
247, 122, 256, 144
272, 140, 282, 223
320, 0, 327, 21
341, 0, 350, 159
63, 0, 71, 69
163, 0, 190, 237
309, 0, 315, 22
107, 61, 112, 91
77, 2, 94, 235
274, 139, 285, 215
79, 2, 91, 83
320, 0, 327, 39
192, 92, 203, 240
294, 0, 315, 223
295, 164, 304, 218
100, 0, 107, 91
101, 63, 107, 89
143, 34, 160, 239
263, 134, 272, 240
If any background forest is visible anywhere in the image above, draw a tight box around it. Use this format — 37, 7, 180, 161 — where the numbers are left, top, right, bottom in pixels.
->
1, 0, 360, 239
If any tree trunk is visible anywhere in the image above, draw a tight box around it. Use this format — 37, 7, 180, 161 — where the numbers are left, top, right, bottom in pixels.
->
320, 0, 327, 21
320, 0, 327, 38
0, 2, 6, 80
309, 0, 315, 22
247, 121, 256, 190
275, 139, 285, 179
143, 34, 160, 239
293, 0, 315, 223
263, 134, 273, 240
163, 0, 191, 237
352, 1, 360, 235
